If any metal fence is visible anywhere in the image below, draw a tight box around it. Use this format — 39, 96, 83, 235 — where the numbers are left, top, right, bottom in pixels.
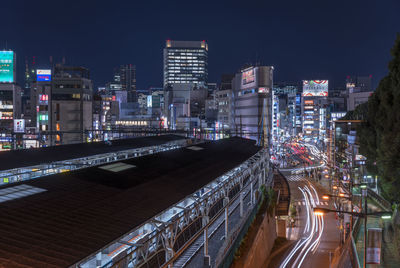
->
214, 170, 274, 268
214, 194, 261, 268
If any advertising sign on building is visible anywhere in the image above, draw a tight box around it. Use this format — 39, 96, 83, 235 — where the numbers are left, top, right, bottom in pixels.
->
367, 228, 382, 264
0, 51, 14, 83
37, 69, 52, 82
242, 68, 255, 85
302, 80, 328, 97
258, 87, 269, 93
147, 95, 152, 108
14, 119, 25, 133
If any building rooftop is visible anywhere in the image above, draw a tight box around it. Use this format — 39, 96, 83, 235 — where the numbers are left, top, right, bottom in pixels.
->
0, 137, 260, 267
0, 135, 185, 171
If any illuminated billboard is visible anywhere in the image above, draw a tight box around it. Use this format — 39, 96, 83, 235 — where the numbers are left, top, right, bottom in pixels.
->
0, 51, 14, 83
242, 69, 255, 85
302, 80, 328, 97
258, 87, 269, 93
37, 69, 52, 82
14, 119, 25, 133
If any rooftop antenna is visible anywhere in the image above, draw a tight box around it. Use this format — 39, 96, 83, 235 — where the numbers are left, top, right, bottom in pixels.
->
255, 52, 259, 66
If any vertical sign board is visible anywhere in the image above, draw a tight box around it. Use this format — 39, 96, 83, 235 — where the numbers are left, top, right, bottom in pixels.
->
0, 51, 14, 83
14, 119, 25, 133
366, 228, 382, 264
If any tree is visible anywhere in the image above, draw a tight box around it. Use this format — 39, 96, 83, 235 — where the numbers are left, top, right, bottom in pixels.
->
357, 34, 400, 202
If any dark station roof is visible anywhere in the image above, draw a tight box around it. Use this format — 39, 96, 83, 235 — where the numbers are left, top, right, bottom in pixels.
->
0, 134, 185, 171
0, 137, 260, 268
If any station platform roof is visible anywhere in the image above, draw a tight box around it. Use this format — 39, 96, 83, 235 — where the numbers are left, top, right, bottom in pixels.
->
0, 134, 185, 171
0, 137, 260, 268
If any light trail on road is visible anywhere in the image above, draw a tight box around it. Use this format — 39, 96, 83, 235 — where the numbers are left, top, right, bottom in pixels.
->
279, 183, 325, 268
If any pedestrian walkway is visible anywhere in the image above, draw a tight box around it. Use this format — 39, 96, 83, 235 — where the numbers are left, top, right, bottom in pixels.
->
295, 201, 329, 206
286, 174, 306, 182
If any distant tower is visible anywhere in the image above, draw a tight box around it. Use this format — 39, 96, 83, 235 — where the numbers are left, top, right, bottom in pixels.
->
115, 64, 136, 102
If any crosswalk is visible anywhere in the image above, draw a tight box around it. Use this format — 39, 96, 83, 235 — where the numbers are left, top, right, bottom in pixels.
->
295, 201, 329, 206
286, 175, 306, 182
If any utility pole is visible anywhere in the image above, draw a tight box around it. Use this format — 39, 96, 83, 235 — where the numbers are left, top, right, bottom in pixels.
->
363, 189, 367, 268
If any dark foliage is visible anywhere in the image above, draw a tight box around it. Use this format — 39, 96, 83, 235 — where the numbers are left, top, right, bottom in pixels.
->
352, 34, 400, 202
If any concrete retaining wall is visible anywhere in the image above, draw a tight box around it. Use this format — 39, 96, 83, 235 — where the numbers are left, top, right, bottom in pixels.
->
233, 212, 277, 268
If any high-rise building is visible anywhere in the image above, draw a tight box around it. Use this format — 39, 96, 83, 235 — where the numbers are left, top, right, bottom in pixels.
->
0, 51, 22, 150
232, 66, 273, 147
163, 40, 208, 88
272, 84, 298, 139
106, 65, 136, 102
31, 65, 93, 146
301, 80, 329, 142
118, 64, 136, 102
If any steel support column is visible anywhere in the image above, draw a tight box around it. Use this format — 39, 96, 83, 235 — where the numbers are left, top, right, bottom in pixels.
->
250, 181, 254, 205
224, 197, 229, 240
96, 252, 102, 267
240, 191, 244, 217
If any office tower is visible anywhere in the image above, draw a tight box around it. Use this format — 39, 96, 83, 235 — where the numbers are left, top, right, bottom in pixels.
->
232, 66, 273, 147
31, 65, 93, 146
163, 40, 208, 88
106, 65, 136, 102
118, 64, 136, 102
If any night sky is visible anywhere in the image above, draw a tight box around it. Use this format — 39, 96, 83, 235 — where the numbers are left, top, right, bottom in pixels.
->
3, 0, 400, 90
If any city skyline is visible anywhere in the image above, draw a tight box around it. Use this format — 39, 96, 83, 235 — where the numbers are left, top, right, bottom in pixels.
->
2, 0, 399, 89
1, 1, 400, 267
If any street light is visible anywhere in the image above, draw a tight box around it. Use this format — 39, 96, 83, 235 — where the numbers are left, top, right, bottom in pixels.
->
322, 193, 351, 200
313, 207, 392, 268
313, 207, 391, 218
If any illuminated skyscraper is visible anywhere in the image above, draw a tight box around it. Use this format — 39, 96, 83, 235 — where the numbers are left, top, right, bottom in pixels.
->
163, 40, 208, 88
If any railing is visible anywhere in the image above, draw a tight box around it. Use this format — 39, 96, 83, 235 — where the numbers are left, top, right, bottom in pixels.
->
214, 169, 274, 268
350, 217, 362, 268
367, 188, 391, 210
214, 190, 262, 268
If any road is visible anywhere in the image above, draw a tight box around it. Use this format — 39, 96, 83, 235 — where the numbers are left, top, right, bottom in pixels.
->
269, 141, 341, 268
